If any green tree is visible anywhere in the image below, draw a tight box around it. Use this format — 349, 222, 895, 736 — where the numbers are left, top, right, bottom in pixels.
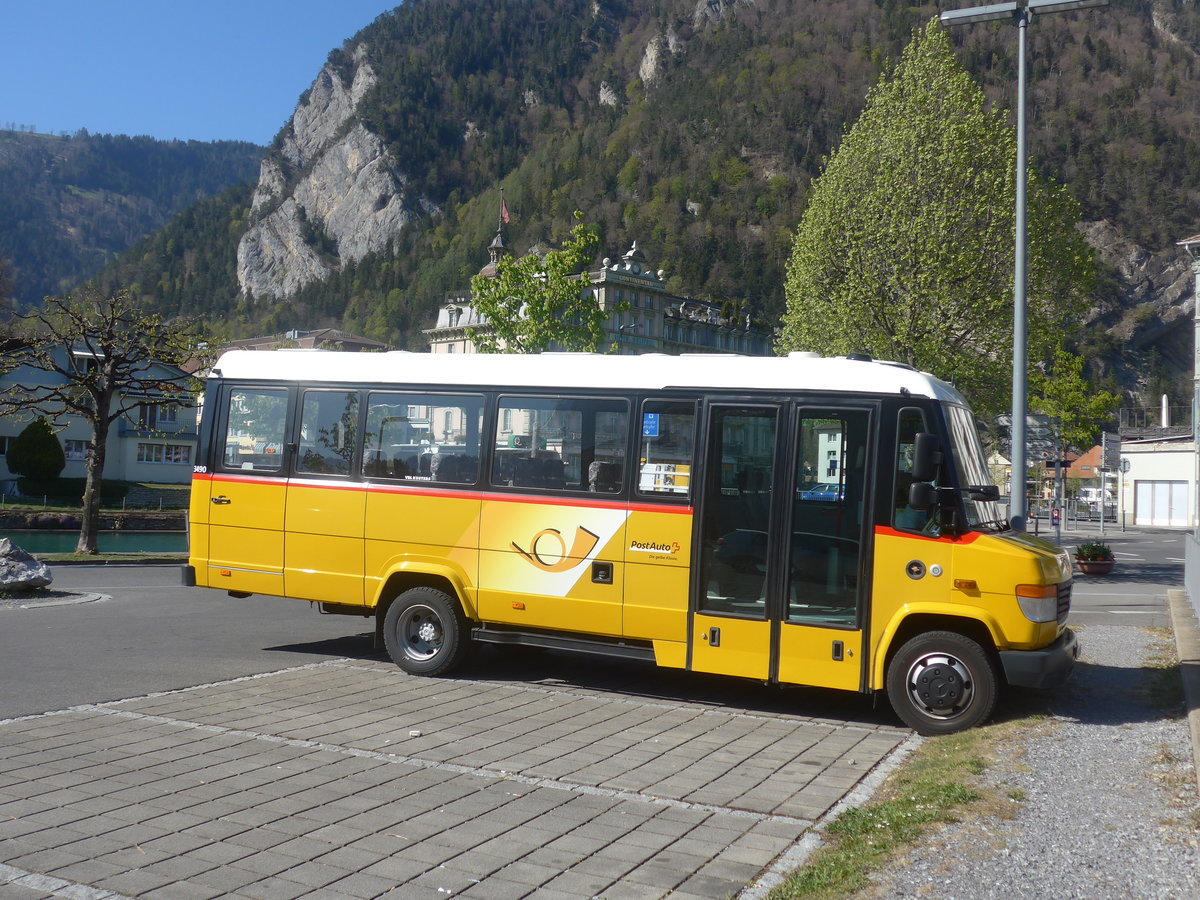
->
468, 213, 619, 353
779, 18, 1093, 416
1031, 344, 1119, 451
6, 417, 66, 482
0, 285, 211, 553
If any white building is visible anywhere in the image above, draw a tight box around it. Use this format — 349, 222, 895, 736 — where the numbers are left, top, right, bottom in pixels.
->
425, 234, 773, 356
0, 345, 198, 487
1118, 436, 1195, 527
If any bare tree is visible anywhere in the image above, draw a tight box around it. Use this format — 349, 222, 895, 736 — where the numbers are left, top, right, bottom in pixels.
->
0, 284, 211, 553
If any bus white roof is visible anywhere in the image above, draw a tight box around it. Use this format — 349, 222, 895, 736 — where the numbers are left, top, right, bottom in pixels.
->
208, 349, 969, 406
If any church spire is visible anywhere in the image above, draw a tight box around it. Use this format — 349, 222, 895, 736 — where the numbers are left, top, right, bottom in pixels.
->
479, 189, 512, 277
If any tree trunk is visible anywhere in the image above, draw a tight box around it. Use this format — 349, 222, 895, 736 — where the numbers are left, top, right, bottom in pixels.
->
76, 420, 109, 554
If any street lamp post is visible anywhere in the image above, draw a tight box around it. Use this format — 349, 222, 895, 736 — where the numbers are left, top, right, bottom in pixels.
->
940, 0, 1107, 532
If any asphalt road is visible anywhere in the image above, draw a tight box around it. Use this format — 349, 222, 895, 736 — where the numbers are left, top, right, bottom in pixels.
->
3, 527, 1181, 720
1056, 525, 1182, 628
0, 564, 370, 719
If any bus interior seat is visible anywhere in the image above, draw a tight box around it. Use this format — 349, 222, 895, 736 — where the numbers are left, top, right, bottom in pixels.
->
589, 460, 621, 492
432, 454, 477, 483
511, 456, 540, 487
541, 458, 566, 489
363, 449, 387, 476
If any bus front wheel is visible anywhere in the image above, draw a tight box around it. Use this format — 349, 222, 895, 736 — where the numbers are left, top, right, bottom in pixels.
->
886, 631, 997, 735
383, 587, 469, 676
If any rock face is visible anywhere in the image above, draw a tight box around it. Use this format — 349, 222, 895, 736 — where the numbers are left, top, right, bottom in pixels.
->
0, 538, 52, 591
237, 44, 429, 300
1083, 220, 1196, 378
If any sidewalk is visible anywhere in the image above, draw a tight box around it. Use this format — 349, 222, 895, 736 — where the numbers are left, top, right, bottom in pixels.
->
0, 654, 908, 899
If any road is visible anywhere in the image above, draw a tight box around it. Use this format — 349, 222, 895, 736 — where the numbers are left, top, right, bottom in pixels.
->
4, 527, 1181, 719
1055, 525, 1182, 628
0, 564, 368, 719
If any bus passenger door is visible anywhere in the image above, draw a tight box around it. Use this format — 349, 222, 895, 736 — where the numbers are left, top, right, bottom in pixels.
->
690, 405, 779, 679
689, 403, 870, 692
777, 408, 871, 692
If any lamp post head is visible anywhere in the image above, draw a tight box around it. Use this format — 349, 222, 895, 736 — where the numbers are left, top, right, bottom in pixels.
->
1178, 235, 1200, 262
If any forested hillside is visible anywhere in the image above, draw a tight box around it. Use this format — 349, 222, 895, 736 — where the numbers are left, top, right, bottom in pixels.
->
65, 1, 1200, 400
0, 130, 261, 306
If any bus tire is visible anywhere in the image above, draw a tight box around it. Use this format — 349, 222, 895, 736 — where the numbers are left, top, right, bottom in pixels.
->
383, 587, 470, 676
886, 631, 997, 735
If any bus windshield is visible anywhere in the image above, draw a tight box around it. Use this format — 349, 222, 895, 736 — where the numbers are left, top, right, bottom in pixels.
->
945, 404, 1006, 532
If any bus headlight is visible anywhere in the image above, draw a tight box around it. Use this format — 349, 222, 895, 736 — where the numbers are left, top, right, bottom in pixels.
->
1016, 584, 1058, 623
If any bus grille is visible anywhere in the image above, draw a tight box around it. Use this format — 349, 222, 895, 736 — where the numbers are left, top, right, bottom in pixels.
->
1057, 581, 1072, 625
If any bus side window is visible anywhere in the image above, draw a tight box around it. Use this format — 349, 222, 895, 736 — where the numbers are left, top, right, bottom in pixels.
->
895, 408, 935, 533
492, 397, 628, 493
221, 388, 288, 472
637, 401, 695, 498
363, 392, 483, 484
296, 390, 358, 476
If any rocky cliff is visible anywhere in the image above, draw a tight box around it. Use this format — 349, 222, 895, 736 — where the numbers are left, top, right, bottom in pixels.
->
237, 45, 429, 300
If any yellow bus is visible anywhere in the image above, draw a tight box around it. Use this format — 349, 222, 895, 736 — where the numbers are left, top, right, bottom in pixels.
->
183, 349, 1077, 735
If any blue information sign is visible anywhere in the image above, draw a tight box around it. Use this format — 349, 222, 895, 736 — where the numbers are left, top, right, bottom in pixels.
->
642, 413, 660, 438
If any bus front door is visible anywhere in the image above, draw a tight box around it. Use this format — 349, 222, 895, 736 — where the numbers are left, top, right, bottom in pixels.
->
690, 404, 870, 692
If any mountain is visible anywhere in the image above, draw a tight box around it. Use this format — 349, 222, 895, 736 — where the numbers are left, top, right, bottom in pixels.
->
0, 130, 261, 307
93, 0, 1200, 405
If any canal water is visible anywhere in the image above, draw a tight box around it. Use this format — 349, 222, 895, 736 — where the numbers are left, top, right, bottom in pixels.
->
0, 531, 188, 554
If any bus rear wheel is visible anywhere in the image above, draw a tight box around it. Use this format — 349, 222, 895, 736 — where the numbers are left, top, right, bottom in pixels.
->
383, 587, 469, 676
886, 631, 997, 735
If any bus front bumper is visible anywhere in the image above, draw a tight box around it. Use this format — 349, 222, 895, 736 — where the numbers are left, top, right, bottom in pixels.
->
999, 628, 1079, 689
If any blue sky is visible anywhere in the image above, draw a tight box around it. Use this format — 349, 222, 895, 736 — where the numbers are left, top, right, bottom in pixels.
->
4, 1, 399, 145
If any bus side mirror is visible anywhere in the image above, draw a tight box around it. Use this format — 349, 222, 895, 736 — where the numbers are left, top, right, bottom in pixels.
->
909, 481, 937, 511
911, 432, 941, 483
969, 484, 1000, 502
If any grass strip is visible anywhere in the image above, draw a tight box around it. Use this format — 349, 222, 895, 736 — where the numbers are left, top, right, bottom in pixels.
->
768, 729, 993, 899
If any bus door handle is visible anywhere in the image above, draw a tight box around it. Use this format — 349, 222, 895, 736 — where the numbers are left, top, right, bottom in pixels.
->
211, 496, 232, 505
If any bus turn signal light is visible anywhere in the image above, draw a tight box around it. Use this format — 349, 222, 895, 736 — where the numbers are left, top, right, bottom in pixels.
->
1016, 584, 1058, 623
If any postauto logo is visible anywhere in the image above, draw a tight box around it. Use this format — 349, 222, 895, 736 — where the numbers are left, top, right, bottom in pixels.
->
511, 526, 600, 573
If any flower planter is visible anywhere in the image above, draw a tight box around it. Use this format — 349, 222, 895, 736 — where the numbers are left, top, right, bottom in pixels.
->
1075, 558, 1114, 575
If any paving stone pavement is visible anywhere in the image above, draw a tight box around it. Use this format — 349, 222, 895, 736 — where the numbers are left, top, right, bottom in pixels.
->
0, 658, 908, 899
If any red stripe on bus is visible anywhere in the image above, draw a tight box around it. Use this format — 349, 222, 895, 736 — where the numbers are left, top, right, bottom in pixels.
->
874, 525, 983, 544
199, 471, 691, 514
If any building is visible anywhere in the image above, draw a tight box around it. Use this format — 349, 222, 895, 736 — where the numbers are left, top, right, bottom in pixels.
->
224, 328, 390, 353
425, 229, 773, 356
0, 345, 198, 487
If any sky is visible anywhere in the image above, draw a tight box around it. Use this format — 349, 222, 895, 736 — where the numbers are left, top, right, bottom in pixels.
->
3, 1, 400, 145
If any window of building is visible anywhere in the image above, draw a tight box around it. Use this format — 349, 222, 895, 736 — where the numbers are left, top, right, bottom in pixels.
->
137, 443, 192, 465
65, 440, 88, 460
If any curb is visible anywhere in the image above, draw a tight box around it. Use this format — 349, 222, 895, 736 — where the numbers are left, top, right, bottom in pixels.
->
1167, 588, 1200, 796
0, 592, 107, 610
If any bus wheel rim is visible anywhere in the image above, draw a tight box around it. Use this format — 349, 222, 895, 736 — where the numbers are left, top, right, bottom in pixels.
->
398, 604, 442, 661
905, 652, 973, 719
